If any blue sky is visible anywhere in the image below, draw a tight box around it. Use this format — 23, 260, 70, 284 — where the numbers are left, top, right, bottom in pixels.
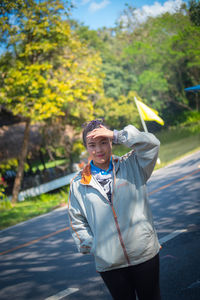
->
71, 0, 189, 29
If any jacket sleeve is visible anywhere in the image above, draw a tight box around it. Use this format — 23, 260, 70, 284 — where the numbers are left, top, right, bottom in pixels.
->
116, 125, 160, 182
67, 182, 93, 254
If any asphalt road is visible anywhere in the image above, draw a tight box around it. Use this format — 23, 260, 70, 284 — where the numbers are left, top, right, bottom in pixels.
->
0, 151, 200, 300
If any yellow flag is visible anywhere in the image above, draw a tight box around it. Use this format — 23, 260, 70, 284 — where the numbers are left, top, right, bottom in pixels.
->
135, 98, 164, 126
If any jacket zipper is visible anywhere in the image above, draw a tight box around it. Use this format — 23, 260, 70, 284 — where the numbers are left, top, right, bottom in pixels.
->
110, 162, 131, 266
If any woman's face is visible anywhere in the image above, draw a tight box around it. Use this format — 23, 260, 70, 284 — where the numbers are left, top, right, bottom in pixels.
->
86, 135, 112, 169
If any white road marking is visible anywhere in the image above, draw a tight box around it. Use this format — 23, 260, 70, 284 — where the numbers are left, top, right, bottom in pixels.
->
159, 229, 187, 245
45, 288, 79, 300
187, 279, 200, 289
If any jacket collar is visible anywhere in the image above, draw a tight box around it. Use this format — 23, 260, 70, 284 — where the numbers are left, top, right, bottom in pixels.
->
80, 155, 120, 185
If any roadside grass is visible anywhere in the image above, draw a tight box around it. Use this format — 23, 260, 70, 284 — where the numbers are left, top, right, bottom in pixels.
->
155, 135, 200, 169
32, 158, 68, 172
0, 124, 199, 231
0, 187, 69, 230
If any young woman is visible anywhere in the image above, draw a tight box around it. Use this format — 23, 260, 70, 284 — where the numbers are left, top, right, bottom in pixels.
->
68, 120, 161, 300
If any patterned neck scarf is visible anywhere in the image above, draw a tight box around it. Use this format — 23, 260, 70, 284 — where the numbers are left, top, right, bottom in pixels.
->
90, 158, 113, 202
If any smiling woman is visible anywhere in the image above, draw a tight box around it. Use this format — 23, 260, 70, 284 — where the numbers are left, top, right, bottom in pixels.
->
68, 119, 162, 300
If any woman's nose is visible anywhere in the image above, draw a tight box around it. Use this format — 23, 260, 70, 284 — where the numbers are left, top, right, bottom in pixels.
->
96, 144, 102, 152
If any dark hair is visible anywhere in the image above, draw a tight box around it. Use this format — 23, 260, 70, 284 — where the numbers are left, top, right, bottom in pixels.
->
82, 119, 106, 147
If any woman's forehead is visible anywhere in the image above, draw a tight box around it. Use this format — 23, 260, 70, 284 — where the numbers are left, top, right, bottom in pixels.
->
86, 136, 108, 143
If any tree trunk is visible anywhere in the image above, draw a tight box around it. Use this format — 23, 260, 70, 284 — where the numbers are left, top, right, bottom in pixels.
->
12, 119, 31, 203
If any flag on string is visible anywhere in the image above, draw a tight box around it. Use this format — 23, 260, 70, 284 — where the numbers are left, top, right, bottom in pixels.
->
135, 98, 164, 126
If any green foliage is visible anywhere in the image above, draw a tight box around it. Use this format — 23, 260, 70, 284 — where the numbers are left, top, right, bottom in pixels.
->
31, 159, 68, 172
0, 0, 24, 42
176, 110, 200, 126
0, 158, 18, 173
0, 175, 6, 195
0, 199, 12, 210
95, 91, 140, 130
156, 123, 200, 145
0, 174, 11, 209
73, 22, 106, 51
0, 0, 199, 184
89, 6, 200, 124
0, 0, 104, 124
189, 0, 200, 26
156, 134, 200, 169
121, 11, 199, 112
102, 63, 137, 100
0, 0, 105, 201
71, 140, 85, 162
0, 158, 29, 173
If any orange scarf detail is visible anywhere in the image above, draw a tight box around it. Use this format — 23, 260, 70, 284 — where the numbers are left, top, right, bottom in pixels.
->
80, 164, 92, 185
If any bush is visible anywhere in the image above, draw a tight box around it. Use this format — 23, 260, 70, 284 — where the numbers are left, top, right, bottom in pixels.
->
0, 175, 12, 210
177, 110, 200, 126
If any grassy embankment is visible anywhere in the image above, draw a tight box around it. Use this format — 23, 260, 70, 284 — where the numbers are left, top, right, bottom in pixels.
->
0, 124, 199, 230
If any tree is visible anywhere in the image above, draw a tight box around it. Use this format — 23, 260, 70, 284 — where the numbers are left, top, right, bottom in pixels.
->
189, 0, 200, 26
113, 9, 200, 121
0, 0, 104, 202
95, 91, 140, 130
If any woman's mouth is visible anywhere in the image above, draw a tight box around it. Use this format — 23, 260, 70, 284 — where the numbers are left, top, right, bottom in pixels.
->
96, 154, 104, 158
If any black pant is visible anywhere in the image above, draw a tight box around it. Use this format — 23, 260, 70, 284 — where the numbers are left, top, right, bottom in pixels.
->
100, 254, 161, 300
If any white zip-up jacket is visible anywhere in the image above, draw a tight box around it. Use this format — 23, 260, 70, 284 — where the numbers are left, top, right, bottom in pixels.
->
67, 125, 161, 272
